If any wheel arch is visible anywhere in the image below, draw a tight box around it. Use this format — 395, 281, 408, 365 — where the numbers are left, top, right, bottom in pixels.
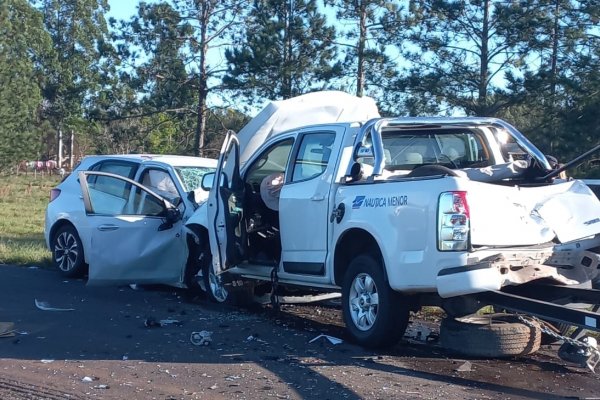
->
333, 228, 386, 286
49, 219, 86, 262
185, 223, 210, 266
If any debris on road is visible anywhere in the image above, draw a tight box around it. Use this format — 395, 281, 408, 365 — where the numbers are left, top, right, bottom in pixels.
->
144, 317, 182, 328
246, 334, 268, 344
455, 361, 472, 372
0, 322, 15, 338
190, 330, 212, 346
34, 299, 75, 312
308, 334, 343, 345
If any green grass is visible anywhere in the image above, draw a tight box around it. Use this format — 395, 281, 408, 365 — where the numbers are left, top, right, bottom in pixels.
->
0, 174, 61, 266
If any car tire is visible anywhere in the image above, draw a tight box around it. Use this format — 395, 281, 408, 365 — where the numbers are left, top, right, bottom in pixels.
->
52, 225, 86, 278
441, 314, 541, 357
342, 254, 409, 348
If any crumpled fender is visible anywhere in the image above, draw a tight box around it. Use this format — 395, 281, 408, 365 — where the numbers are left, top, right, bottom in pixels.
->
185, 202, 209, 232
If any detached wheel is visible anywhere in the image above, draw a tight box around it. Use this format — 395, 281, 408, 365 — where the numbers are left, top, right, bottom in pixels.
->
52, 225, 86, 278
342, 254, 409, 348
441, 314, 541, 357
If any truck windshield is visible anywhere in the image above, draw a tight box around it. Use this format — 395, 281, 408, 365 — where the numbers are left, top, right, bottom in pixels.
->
381, 129, 492, 171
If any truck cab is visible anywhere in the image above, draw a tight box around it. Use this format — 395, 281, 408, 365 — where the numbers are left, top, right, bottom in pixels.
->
187, 91, 600, 348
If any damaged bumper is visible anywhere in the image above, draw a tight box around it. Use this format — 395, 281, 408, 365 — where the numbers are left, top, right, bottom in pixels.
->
437, 243, 600, 298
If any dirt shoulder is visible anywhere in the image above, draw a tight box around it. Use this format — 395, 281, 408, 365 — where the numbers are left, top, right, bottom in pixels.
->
0, 264, 598, 399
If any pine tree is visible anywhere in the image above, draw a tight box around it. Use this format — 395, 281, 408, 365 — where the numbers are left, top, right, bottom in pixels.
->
0, 0, 51, 170
223, 0, 341, 102
324, 0, 399, 101
34, 0, 110, 161
384, 0, 540, 116
110, 0, 247, 156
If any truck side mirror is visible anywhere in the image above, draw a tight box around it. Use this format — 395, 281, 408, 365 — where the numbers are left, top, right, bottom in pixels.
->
201, 172, 215, 191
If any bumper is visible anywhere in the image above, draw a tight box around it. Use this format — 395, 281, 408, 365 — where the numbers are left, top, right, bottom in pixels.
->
436, 249, 600, 298
437, 262, 502, 298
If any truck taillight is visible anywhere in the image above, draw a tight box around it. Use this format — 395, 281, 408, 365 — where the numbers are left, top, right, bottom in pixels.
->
438, 191, 470, 251
49, 188, 61, 202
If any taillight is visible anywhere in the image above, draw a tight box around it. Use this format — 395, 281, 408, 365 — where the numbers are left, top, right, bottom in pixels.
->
438, 191, 470, 251
50, 188, 61, 202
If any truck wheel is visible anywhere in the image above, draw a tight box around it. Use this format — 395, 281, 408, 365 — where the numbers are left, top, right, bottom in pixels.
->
200, 245, 229, 303
342, 255, 409, 348
441, 314, 541, 357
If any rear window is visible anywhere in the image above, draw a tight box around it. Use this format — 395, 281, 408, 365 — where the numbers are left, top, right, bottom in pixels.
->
380, 129, 491, 171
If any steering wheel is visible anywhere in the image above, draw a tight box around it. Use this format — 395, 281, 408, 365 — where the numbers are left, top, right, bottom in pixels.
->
438, 153, 459, 169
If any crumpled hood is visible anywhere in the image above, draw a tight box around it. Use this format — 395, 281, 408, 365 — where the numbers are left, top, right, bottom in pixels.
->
236, 91, 380, 165
468, 179, 600, 246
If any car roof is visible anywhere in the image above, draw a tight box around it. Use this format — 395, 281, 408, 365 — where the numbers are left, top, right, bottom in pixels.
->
80, 154, 217, 168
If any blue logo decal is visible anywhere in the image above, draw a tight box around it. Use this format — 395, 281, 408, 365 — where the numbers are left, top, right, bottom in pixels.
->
352, 196, 365, 209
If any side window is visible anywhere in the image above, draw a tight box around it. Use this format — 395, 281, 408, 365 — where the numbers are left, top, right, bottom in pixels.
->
245, 139, 294, 189
140, 169, 180, 204
85, 175, 164, 216
89, 161, 138, 199
91, 160, 138, 178
291, 132, 335, 182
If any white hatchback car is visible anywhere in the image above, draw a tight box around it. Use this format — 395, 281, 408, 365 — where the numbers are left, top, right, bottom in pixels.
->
44, 154, 217, 292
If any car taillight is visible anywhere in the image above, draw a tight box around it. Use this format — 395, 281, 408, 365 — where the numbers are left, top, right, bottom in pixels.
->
438, 191, 470, 251
50, 188, 61, 202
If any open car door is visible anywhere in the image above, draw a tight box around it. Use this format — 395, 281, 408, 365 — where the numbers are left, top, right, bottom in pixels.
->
78, 171, 187, 285
207, 132, 246, 275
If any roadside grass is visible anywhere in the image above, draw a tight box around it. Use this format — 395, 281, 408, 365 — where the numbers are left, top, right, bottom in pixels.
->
0, 174, 60, 266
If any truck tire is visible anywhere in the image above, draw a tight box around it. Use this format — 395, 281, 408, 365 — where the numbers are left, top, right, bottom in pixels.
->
441, 314, 541, 357
199, 245, 229, 304
342, 254, 409, 348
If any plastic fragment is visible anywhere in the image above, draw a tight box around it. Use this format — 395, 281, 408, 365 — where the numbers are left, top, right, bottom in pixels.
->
35, 299, 75, 311
456, 361, 472, 372
308, 334, 343, 345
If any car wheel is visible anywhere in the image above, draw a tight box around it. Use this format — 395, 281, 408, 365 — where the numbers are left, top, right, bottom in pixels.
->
440, 314, 541, 357
52, 225, 86, 278
342, 254, 409, 348
200, 245, 229, 303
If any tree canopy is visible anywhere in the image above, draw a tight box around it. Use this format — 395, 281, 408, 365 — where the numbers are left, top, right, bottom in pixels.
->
0, 0, 598, 178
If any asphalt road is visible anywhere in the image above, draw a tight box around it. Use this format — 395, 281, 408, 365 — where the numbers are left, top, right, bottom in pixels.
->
2, 264, 600, 400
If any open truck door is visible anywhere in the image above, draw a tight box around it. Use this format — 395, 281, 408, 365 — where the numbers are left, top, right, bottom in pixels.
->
78, 171, 186, 285
207, 132, 246, 275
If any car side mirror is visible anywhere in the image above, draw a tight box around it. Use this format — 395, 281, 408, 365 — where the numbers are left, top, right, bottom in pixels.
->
201, 172, 215, 191
158, 206, 182, 231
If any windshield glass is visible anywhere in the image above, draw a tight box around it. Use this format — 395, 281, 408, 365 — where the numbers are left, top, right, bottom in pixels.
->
380, 128, 492, 171
175, 166, 216, 191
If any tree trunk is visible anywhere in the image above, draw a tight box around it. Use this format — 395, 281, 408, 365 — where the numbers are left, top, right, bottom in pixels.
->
356, 1, 367, 97
478, 0, 490, 116
194, 1, 210, 157
550, 0, 560, 98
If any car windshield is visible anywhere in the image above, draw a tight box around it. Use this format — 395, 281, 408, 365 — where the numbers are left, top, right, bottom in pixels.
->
381, 128, 492, 171
174, 166, 216, 191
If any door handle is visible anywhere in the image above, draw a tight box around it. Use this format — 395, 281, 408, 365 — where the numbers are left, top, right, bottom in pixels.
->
98, 225, 119, 231
311, 194, 325, 201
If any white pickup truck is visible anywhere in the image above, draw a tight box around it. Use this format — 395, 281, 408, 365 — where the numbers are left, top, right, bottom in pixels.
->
186, 91, 600, 348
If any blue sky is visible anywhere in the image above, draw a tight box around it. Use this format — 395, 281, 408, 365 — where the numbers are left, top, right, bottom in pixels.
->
106, 0, 139, 21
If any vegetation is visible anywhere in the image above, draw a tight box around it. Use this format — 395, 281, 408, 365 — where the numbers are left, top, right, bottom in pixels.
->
0, 174, 56, 266
0, 0, 598, 177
